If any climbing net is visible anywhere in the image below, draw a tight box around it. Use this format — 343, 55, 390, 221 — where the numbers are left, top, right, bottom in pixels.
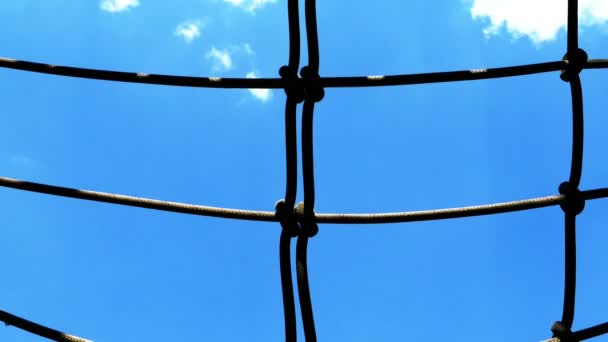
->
1, 0, 608, 341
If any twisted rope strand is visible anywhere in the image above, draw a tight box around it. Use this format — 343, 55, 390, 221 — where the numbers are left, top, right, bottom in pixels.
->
0, 176, 607, 224
0, 176, 278, 221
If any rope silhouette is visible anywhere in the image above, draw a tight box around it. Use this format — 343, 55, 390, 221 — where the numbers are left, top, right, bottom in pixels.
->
0, 0, 607, 340
275, 0, 303, 340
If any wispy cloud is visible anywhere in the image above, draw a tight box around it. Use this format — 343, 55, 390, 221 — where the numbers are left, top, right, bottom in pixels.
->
243, 43, 255, 56
223, 0, 278, 13
100, 0, 139, 13
175, 20, 202, 43
206, 47, 233, 72
470, 0, 608, 43
246, 72, 272, 102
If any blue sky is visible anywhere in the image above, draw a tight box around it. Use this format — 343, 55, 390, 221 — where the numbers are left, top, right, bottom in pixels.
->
0, 0, 607, 341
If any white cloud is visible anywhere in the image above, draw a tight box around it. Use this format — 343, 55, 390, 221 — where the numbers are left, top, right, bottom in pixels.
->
206, 47, 233, 72
470, 0, 608, 43
175, 21, 202, 43
243, 43, 255, 56
246, 72, 272, 102
223, 0, 277, 13
100, 0, 139, 13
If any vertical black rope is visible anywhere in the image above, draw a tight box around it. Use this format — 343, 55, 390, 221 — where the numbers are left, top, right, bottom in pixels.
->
567, 75, 584, 189
286, 0, 301, 74
300, 0, 323, 224
554, 72, 586, 339
279, 226, 298, 342
282, 0, 303, 208
561, 213, 577, 329
296, 101, 320, 342
567, 0, 578, 55
295, 0, 324, 341
1, 0, 607, 340
296, 228, 316, 342
552, 0, 587, 340
276, 1, 305, 341
300, 0, 324, 227
304, 0, 320, 73
301, 100, 317, 223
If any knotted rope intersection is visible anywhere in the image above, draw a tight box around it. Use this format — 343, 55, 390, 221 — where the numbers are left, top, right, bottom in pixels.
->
1, 0, 607, 340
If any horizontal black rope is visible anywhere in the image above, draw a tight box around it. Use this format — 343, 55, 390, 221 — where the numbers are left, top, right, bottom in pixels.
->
1, 177, 607, 224
573, 322, 608, 341
315, 188, 607, 223
0, 310, 92, 342
321, 60, 607, 88
1, 0, 607, 339
0, 176, 277, 222
1, 57, 607, 89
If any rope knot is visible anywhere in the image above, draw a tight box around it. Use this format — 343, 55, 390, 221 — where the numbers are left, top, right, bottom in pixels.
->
275, 199, 299, 237
559, 182, 585, 216
551, 321, 573, 342
560, 48, 588, 82
295, 202, 319, 237
279, 66, 305, 103
300, 66, 325, 102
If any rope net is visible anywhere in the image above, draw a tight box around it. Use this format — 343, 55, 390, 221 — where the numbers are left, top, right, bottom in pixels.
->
0, 0, 606, 341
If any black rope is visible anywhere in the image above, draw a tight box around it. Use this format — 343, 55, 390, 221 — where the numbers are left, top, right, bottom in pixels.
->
295, 230, 316, 342
0, 176, 279, 222
286, 0, 301, 73
300, 100, 319, 230
0, 176, 607, 224
1, 0, 608, 339
281, 97, 301, 207
2, 57, 607, 89
278, 222, 298, 342
0, 310, 92, 342
279, 0, 304, 205
293, 1, 324, 340
275, 0, 304, 340
551, 0, 590, 340
566, 69, 586, 188
561, 213, 577, 330
295, 103, 321, 342
567, 0, 578, 55
573, 322, 608, 341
